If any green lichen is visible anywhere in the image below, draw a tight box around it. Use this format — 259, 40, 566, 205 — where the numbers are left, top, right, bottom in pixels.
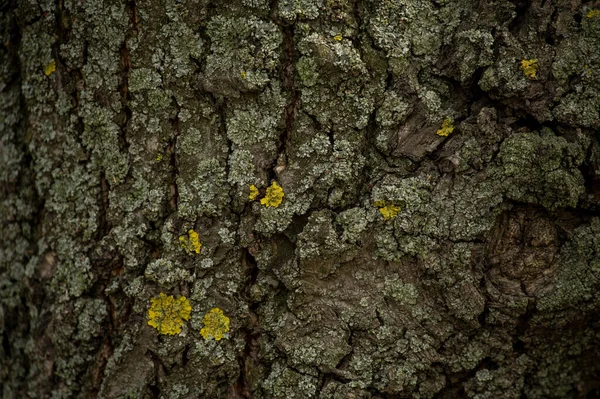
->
384, 275, 418, 305
279, 0, 322, 22
538, 218, 600, 312
497, 129, 585, 210
204, 15, 282, 96
262, 362, 319, 398
145, 259, 192, 287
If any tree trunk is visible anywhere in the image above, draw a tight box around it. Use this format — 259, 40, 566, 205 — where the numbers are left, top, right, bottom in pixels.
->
2, 0, 600, 397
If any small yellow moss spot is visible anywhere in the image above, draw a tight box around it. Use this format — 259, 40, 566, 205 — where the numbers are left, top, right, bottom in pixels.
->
436, 118, 454, 137
249, 184, 259, 200
44, 60, 56, 76
147, 293, 192, 335
179, 229, 202, 254
520, 59, 538, 79
260, 181, 284, 208
156, 153, 163, 162
200, 307, 230, 341
334, 33, 343, 41
241, 70, 247, 79
587, 9, 600, 18
377, 202, 401, 220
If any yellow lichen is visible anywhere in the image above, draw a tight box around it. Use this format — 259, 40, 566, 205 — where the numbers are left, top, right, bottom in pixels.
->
334, 33, 343, 41
241, 70, 247, 79
587, 9, 600, 18
179, 229, 202, 254
249, 184, 259, 200
44, 60, 56, 76
200, 307, 230, 341
156, 153, 163, 162
260, 181, 284, 208
376, 201, 401, 220
436, 118, 454, 137
147, 293, 192, 335
520, 59, 538, 79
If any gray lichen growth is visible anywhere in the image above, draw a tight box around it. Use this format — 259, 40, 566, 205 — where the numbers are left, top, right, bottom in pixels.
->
3, 0, 600, 398
497, 129, 585, 210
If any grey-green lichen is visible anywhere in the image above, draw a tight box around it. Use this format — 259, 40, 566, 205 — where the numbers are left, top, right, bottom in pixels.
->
204, 15, 282, 95
537, 217, 600, 313
4, 0, 600, 398
497, 129, 585, 210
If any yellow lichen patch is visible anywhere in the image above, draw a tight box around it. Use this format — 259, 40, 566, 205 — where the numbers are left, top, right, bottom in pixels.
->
179, 229, 202, 254
260, 181, 284, 208
334, 33, 343, 41
249, 184, 259, 200
377, 202, 401, 220
436, 118, 454, 137
241, 70, 247, 79
587, 9, 600, 18
520, 59, 538, 79
147, 293, 192, 335
200, 307, 230, 341
44, 60, 56, 76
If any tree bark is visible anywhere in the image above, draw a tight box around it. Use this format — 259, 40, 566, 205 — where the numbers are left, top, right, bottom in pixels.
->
1, 0, 600, 398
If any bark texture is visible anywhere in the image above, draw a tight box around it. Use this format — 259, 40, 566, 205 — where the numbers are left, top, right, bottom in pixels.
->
2, 0, 600, 398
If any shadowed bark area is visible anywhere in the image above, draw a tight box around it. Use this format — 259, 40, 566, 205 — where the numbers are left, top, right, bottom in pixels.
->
2, 0, 600, 398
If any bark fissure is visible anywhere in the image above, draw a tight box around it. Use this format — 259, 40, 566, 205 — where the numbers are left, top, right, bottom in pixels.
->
233, 248, 261, 399
168, 95, 181, 213
272, 4, 298, 180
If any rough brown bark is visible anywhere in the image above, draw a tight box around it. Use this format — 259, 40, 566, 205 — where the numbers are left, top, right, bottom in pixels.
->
1, 0, 600, 398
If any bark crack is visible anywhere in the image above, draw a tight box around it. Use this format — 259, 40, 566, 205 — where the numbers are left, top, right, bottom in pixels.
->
270, 0, 299, 182
232, 248, 261, 399
169, 95, 181, 213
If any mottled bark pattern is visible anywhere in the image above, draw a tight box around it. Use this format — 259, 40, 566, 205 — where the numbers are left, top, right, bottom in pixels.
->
1, 0, 600, 398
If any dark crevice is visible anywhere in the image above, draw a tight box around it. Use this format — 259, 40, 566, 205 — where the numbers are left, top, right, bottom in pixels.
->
433, 357, 499, 399
116, 0, 138, 164
546, 5, 561, 45
206, 91, 231, 211
283, 210, 316, 245
269, 3, 298, 182
86, 255, 128, 395
513, 299, 537, 354
148, 385, 160, 399
181, 344, 191, 367
86, 0, 138, 393
54, 0, 90, 165
168, 95, 181, 213
98, 171, 112, 239
579, 139, 600, 211
477, 276, 491, 327
126, 0, 140, 34
507, 0, 532, 34
232, 249, 261, 399
118, 42, 132, 155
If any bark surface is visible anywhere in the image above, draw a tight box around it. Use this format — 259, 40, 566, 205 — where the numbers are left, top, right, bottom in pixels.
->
2, 0, 600, 398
